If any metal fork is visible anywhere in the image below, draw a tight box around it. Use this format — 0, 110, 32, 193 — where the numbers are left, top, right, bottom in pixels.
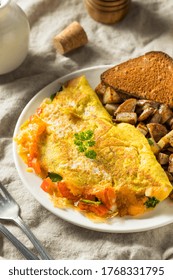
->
0, 223, 39, 260
0, 182, 52, 260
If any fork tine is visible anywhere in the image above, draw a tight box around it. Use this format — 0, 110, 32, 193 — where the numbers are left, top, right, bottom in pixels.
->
0, 192, 6, 202
0, 181, 52, 259
0, 181, 17, 203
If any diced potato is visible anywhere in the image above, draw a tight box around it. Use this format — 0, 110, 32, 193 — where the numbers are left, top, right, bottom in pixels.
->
157, 153, 169, 165
136, 122, 148, 136
103, 87, 122, 104
115, 98, 137, 114
147, 123, 167, 142
159, 104, 173, 124
168, 154, 173, 173
136, 99, 159, 108
114, 112, 137, 125
157, 130, 173, 149
149, 110, 161, 123
105, 104, 119, 116
138, 107, 155, 122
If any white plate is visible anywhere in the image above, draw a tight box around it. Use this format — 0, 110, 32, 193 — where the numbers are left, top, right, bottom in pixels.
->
13, 66, 173, 233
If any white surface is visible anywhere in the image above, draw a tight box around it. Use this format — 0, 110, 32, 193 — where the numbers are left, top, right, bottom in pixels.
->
13, 66, 173, 233
1, 0, 173, 260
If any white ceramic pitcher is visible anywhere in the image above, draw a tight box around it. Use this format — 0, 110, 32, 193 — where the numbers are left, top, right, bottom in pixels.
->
0, 0, 30, 75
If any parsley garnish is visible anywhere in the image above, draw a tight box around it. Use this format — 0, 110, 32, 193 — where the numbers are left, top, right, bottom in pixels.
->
85, 150, 97, 159
86, 140, 95, 147
74, 130, 93, 141
50, 93, 56, 101
144, 196, 160, 208
74, 130, 97, 159
48, 172, 62, 182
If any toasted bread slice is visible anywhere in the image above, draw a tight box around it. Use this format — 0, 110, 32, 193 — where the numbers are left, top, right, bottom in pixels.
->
101, 51, 173, 107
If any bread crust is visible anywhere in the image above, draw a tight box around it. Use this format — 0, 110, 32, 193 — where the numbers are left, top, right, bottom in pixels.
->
101, 51, 173, 107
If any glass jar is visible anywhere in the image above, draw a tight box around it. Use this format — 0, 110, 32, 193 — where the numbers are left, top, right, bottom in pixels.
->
0, 0, 30, 75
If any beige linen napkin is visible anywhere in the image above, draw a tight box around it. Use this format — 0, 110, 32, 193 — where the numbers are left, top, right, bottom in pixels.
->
1, 0, 173, 260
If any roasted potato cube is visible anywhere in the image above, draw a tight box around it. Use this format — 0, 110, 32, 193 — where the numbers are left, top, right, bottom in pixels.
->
105, 104, 119, 116
157, 130, 173, 149
136, 122, 148, 136
168, 154, 173, 173
159, 104, 173, 124
114, 112, 137, 125
166, 117, 173, 129
95, 82, 106, 95
138, 107, 156, 122
167, 146, 173, 152
149, 110, 161, 123
157, 153, 169, 165
136, 99, 159, 109
169, 137, 173, 147
115, 98, 137, 114
147, 123, 168, 142
103, 87, 122, 104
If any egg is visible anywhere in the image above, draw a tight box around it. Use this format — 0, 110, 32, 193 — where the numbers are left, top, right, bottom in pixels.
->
15, 76, 173, 219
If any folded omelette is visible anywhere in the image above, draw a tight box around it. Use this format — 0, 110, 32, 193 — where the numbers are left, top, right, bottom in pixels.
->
15, 76, 172, 219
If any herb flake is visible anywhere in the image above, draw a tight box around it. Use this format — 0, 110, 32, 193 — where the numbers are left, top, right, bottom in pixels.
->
147, 138, 154, 146
50, 93, 57, 101
74, 130, 97, 159
144, 196, 160, 208
85, 150, 97, 159
80, 199, 102, 205
48, 172, 62, 182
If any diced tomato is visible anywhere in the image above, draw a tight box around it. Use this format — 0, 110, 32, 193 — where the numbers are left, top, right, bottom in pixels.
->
41, 177, 57, 195
83, 193, 96, 201
27, 157, 41, 175
58, 182, 78, 201
78, 202, 108, 217
20, 115, 46, 175
95, 187, 116, 210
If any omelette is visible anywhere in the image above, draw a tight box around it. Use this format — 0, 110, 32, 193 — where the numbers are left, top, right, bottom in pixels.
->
15, 76, 173, 219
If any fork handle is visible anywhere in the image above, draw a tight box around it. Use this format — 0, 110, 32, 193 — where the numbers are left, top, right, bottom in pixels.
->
14, 216, 53, 260
0, 224, 39, 260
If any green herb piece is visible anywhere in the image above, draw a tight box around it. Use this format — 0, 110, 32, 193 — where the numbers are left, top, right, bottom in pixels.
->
86, 140, 95, 147
147, 138, 154, 146
78, 145, 87, 152
85, 150, 97, 159
80, 199, 102, 205
48, 172, 62, 182
74, 140, 83, 146
74, 130, 93, 141
144, 196, 160, 208
50, 93, 57, 101
74, 130, 96, 159
83, 130, 94, 140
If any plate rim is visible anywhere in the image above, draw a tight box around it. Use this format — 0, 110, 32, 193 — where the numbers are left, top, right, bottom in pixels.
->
13, 65, 173, 233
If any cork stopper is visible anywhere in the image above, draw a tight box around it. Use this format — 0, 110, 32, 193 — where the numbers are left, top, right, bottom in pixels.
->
53, 21, 88, 55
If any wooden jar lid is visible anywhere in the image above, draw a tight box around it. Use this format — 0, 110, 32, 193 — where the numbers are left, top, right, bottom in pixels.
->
87, 0, 130, 12
93, 0, 129, 7
84, 0, 131, 24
